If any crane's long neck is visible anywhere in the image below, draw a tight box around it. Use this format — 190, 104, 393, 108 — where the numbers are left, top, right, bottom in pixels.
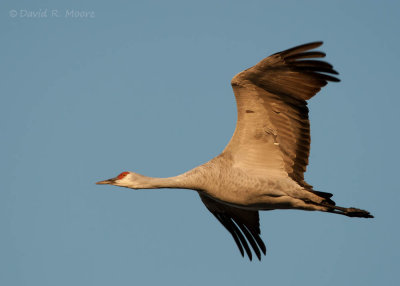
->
124, 171, 202, 190
139, 175, 187, 189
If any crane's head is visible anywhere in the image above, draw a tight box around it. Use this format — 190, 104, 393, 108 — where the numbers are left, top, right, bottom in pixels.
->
96, 171, 149, 189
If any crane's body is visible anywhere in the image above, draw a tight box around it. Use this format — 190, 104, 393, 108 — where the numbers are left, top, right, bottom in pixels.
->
177, 155, 325, 211
96, 42, 373, 260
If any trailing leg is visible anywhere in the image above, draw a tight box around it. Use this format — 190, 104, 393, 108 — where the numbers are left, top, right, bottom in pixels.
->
321, 204, 373, 218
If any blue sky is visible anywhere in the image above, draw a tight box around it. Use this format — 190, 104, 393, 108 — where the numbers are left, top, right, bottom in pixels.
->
1, 0, 399, 285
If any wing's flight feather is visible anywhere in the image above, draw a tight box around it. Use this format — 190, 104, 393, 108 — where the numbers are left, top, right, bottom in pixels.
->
224, 42, 339, 189
200, 194, 266, 261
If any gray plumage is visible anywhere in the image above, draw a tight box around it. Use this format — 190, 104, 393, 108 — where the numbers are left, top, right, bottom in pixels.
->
97, 42, 373, 261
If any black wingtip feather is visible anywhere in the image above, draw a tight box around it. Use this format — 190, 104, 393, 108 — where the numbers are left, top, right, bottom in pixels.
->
285, 51, 326, 61
215, 214, 245, 257
236, 222, 262, 260
201, 195, 266, 261
218, 214, 253, 260
279, 41, 324, 57
279, 42, 341, 83
253, 232, 267, 255
294, 59, 333, 69
294, 66, 339, 75
213, 212, 269, 261
229, 220, 253, 261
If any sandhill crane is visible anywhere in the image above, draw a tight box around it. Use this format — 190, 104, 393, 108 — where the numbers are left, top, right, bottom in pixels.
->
96, 42, 373, 261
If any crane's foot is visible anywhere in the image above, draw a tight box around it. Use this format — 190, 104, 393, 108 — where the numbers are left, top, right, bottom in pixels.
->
322, 204, 373, 218
342, 207, 374, 218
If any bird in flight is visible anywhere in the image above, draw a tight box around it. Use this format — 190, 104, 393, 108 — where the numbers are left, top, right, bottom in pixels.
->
97, 42, 373, 261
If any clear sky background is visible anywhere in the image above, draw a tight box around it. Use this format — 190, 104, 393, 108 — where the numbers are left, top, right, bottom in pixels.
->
1, 1, 399, 285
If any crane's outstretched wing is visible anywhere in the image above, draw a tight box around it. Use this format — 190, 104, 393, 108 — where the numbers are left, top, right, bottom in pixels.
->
224, 42, 339, 188
200, 194, 266, 261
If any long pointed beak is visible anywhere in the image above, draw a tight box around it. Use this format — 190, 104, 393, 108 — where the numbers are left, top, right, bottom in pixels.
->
96, 179, 113, 185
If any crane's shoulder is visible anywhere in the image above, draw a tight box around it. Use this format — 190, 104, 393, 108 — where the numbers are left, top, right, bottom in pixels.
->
230, 52, 283, 88
231, 69, 253, 87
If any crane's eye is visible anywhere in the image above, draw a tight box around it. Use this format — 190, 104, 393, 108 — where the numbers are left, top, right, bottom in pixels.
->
117, 172, 129, 180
